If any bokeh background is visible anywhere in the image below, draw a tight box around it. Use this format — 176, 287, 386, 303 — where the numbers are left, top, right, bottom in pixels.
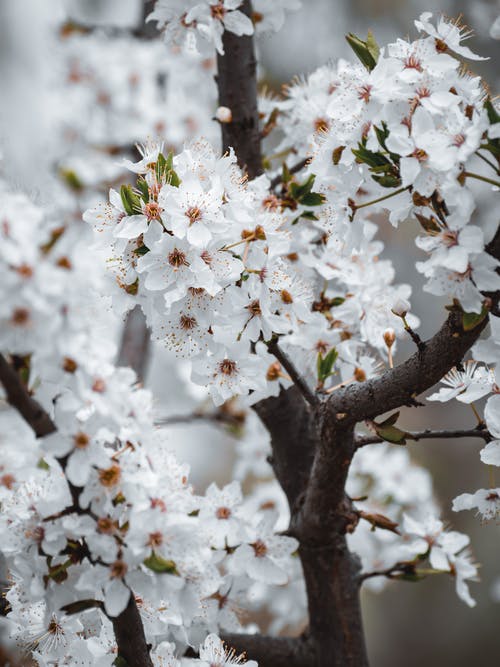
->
1, 1, 499, 665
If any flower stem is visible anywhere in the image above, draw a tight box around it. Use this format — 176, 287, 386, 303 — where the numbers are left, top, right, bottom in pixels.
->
463, 171, 500, 188
350, 186, 410, 220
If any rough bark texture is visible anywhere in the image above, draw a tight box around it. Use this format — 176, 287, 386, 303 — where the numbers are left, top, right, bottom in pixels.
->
111, 594, 154, 667
324, 309, 489, 426
216, 0, 262, 178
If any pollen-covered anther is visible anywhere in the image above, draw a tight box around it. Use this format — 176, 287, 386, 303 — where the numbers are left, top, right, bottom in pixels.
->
404, 54, 423, 71
148, 531, 164, 547
218, 359, 238, 376
168, 248, 189, 267
180, 314, 197, 330
412, 148, 428, 162
11, 307, 30, 326
185, 206, 202, 225
216, 506, 232, 519
73, 432, 90, 449
247, 299, 261, 316
98, 464, 121, 488
144, 201, 162, 221
252, 539, 268, 558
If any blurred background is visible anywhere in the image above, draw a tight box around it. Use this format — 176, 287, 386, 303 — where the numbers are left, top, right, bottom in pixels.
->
1, 1, 499, 665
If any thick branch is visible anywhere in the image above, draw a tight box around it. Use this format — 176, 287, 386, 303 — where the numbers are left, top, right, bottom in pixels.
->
116, 306, 150, 382
216, 0, 262, 178
111, 594, 153, 667
356, 426, 491, 448
268, 339, 318, 407
254, 387, 315, 514
324, 310, 489, 426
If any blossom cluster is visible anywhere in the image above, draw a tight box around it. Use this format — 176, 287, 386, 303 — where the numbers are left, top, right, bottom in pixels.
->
0, 183, 299, 665
149, 0, 302, 54
277, 12, 500, 313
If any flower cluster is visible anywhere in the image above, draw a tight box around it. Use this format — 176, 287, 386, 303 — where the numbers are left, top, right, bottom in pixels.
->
149, 0, 301, 54
0, 183, 300, 665
277, 12, 500, 314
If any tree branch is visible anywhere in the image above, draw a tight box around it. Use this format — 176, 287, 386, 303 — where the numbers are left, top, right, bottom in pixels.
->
116, 306, 150, 382
268, 339, 318, 407
111, 594, 153, 667
216, 0, 262, 178
324, 310, 489, 427
356, 426, 491, 448
0, 353, 56, 437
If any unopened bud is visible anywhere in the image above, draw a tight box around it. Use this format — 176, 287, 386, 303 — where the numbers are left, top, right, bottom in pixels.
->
391, 298, 410, 318
383, 327, 396, 348
215, 106, 232, 123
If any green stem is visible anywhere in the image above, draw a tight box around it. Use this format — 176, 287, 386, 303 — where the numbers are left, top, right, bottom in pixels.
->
463, 171, 500, 188
352, 186, 410, 216
475, 151, 500, 175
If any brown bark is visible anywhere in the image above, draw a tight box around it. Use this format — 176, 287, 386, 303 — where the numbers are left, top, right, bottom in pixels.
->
216, 0, 262, 178
111, 594, 154, 667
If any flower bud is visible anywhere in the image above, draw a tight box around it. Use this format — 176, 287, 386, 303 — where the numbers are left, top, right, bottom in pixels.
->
391, 298, 410, 318
383, 327, 396, 348
215, 106, 232, 123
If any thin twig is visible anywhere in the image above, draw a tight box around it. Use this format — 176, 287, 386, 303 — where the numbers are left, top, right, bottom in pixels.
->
268, 339, 318, 407
355, 427, 491, 448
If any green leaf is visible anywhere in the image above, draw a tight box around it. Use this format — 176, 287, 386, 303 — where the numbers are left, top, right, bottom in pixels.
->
373, 123, 389, 150
299, 192, 325, 207
330, 297, 345, 307
373, 424, 408, 445
346, 32, 379, 71
113, 657, 129, 667
133, 245, 150, 256
120, 185, 141, 216
366, 30, 380, 63
352, 145, 391, 169
462, 306, 488, 331
289, 174, 316, 200
37, 458, 50, 471
372, 174, 402, 188
484, 98, 500, 125
59, 168, 84, 192
377, 411, 400, 427
143, 553, 179, 575
136, 177, 150, 203
317, 348, 338, 383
